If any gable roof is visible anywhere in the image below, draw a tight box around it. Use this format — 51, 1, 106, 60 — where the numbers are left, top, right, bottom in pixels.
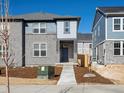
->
97, 7, 124, 17
98, 7, 124, 14
13, 12, 81, 21
92, 7, 124, 31
77, 33, 92, 42
92, 10, 103, 30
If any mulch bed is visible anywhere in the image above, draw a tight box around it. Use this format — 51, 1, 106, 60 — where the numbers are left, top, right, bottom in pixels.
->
0, 65, 114, 85
74, 66, 114, 84
0, 65, 63, 80
0, 67, 37, 78
52, 65, 63, 80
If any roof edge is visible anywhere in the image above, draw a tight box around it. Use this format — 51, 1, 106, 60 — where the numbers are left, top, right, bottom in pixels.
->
96, 7, 107, 17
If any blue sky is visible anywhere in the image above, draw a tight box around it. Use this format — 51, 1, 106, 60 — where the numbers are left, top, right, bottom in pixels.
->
8, 0, 124, 33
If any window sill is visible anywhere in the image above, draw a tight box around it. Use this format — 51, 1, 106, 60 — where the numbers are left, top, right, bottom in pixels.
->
64, 32, 70, 34
113, 30, 124, 32
32, 33, 47, 35
113, 55, 124, 57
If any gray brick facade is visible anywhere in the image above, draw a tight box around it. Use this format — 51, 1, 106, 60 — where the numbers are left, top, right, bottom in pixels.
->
25, 34, 58, 66
0, 22, 23, 66
105, 40, 124, 64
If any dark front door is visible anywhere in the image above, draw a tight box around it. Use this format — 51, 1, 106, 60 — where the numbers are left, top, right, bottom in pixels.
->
60, 48, 68, 62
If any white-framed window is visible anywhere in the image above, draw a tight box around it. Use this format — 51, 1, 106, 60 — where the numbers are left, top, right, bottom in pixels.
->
113, 17, 124, 31
123, 41, 124, 55
0, 44, 5, 58
94, 30, 97, 41
64, 21, 70, 34
89, 44, 92, 48
98, 25, 100, 36
33, 43, 47, 57
123, 19, 124, 30
33, 23, 46, 34
113, 18, 121, 30
114, 41, 124, 56
114, 41, 121, 55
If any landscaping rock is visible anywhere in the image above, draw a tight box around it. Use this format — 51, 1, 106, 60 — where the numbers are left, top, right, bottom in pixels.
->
83, 73, 96, 77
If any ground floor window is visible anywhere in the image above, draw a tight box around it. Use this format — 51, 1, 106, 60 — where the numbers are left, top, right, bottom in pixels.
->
33, 43, 47, 57
123, 41, 124, 55
0, 44, 5, 58
114, 41, 124, 56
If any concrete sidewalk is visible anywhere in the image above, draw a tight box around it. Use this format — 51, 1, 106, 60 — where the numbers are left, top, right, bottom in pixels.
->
57, 64, 77, 85
0, 85, 124, 93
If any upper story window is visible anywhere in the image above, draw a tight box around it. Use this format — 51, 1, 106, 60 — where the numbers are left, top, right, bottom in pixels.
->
94, 30, 97, 41
33, 43, 47, 57
114, 19, 121, 30
98, 25, 100, 36
123, 19, 124, 30
113, 18, 124, 31
92, 30, 96, 41
89, 44, 92, 48
33, 23, 46, 34
64, 21, 70, 34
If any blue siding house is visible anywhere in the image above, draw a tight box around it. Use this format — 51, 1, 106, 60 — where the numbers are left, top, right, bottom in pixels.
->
92, 7, 124, 65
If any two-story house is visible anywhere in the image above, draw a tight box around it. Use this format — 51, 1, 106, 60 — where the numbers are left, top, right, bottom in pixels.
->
0, 13, 80, 66
92, 7, 124, 65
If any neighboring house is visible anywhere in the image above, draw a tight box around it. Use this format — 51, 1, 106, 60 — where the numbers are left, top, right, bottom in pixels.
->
92, 7, 124, 65
0, 13, 80, 66
77, 33, 92, 57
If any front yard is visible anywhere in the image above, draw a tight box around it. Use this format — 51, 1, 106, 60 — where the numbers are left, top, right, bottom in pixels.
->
0, 77, 57, 85
74, 66, 114, 84
93, 65, 124, 84
0, 65, 62, 85
0, 64, 124, 85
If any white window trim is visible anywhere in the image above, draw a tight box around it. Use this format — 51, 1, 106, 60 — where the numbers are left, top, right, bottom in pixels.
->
64, 21, 70, 34
33, 42, 47, 57
113, 41, 124, 56
120, 41, 123, 56
39, 23, 47, 34
32, 23, 47, 34
113, 17, 124, 32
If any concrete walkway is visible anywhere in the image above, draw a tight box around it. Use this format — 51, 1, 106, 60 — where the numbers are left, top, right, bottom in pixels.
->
57, 64, 77, 85
1, 85, 124, 93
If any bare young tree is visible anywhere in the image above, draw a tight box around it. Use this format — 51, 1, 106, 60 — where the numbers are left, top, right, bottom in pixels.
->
0, 0, 14, 93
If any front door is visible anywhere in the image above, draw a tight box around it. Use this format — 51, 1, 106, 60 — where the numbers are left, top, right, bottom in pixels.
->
60, 48, 68, 62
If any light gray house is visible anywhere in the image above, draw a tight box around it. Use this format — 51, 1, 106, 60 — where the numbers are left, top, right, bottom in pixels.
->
0, 13, 80, 66
92, 7, 124, 65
